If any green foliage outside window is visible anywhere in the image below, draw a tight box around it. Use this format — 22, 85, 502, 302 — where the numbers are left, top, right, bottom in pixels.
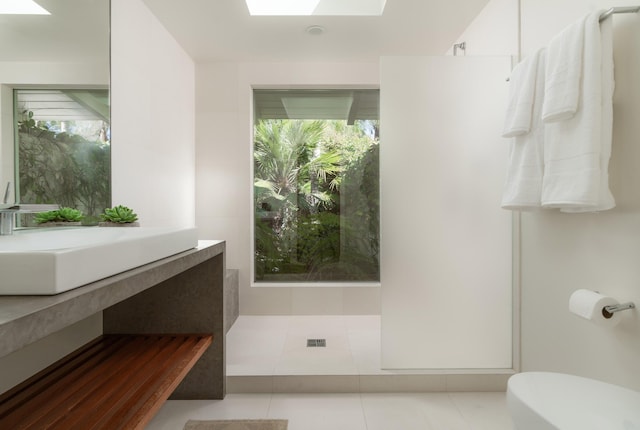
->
254, 118, 380, 283
17, 112, 111, 224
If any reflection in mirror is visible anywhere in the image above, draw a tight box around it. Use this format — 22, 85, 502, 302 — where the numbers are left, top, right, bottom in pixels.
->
0, 0, 110, 224
16, 89, 110, 222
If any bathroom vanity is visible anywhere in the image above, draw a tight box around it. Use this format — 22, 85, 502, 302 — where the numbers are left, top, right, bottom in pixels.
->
0, 240, 226, 400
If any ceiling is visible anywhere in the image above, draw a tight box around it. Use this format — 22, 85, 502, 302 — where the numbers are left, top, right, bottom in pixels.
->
142, 0, 490, 62
0, 0, 109, 62
0, 0, 490, 64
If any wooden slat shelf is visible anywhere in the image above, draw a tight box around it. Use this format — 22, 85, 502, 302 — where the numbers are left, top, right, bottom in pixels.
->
0, 334, 212, 430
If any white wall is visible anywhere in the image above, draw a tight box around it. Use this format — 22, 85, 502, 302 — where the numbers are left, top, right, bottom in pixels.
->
111, 0, 196, 228
458, 0, 640, 389
519, 0, 640, 390
195, 61, 381, 314
0, 62, 108, 85
447, 0, 519, 57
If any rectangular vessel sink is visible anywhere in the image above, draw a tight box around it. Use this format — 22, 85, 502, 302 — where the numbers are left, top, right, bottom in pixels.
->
0, 226, 198, 295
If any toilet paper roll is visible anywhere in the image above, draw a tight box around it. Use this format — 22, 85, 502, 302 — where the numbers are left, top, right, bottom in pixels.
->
569, 289, 621, 328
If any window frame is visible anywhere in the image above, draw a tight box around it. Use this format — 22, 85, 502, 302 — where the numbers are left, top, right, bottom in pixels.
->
250, 86, 381, 288
12, 86, 111, 222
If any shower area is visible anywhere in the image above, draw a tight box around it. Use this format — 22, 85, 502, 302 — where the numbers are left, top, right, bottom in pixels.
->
223, 54, 514, 391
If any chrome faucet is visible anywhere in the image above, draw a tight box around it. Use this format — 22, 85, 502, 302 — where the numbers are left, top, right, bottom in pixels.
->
0, 183, 59, 235
2, 182, 10, 206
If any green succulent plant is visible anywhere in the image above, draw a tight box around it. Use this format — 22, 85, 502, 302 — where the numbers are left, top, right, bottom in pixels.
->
34, 207, 84, 224
100, 205, 139, 224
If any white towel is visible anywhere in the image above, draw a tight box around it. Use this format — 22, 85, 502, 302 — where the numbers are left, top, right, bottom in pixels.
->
541, 14, 587, 122
502, 53, 540, 137
541, 10, 615, 212
561, 11, 615, 213
501, 49, 546, 210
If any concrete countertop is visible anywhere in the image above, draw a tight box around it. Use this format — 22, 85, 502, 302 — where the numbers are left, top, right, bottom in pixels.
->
0, 240, 224, 358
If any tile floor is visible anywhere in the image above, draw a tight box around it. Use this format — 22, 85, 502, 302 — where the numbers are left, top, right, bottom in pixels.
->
147, 393, 514, 430
227, 315, 383, 376
225, 315, 512, 393
147, 315, 515, 429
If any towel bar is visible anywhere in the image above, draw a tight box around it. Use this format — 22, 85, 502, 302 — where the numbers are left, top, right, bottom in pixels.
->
599, 6, 640, 22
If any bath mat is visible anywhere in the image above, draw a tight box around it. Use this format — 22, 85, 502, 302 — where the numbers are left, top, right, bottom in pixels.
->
184, 419, 288, 430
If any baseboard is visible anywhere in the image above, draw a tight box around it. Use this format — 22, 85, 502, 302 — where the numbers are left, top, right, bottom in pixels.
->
227, 372, 513, 394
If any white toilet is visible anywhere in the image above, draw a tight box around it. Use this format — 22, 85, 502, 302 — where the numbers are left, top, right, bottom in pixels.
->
507, 372, 640, 430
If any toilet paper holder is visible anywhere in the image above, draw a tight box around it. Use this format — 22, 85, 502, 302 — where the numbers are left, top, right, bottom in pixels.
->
602, 302, 636, 319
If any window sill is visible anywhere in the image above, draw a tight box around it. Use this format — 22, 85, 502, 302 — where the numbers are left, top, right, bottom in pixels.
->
251, 282, 381, 288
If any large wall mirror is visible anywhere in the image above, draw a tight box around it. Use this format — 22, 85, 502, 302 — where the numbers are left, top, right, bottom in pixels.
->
0, 0, 110, 223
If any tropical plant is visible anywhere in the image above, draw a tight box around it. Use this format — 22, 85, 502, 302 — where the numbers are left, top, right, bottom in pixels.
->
100, 205, 138, 223
34, 207, 84, 224
253, 118, 380, 282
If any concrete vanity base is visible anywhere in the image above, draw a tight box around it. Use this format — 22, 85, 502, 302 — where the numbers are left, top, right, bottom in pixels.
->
225, 269, 239, 334
104, 252, 225, 399
0, 240, 226, 400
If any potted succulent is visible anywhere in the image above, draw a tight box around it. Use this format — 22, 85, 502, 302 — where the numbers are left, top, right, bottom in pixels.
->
99, 205, 139, 227
34, 207, 84, 227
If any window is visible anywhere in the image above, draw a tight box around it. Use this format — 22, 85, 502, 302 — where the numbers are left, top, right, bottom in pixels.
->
253, 89, 379, 284
14, 89, 110, 224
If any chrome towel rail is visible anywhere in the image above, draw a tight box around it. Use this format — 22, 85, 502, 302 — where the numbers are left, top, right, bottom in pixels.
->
599, 6, 640, 22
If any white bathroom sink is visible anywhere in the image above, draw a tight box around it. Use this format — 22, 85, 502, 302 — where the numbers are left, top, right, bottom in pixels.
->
0, 226, 198, 295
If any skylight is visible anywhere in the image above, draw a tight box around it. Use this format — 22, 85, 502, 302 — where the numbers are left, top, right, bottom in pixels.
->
0, 0, 50, 15
245, 0, 386, 16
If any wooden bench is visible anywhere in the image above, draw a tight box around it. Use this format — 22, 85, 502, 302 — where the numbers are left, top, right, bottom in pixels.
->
0, 333, 212, 429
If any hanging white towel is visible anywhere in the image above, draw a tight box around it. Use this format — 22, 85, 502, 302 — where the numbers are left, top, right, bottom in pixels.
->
501, 49, 546, 210
541, 14, 587, 122
541, 10, 615, 212
502, 53, 540, 137
561, 11, 615, 213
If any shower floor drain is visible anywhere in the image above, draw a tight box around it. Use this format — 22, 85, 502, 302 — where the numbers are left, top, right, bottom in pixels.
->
307, 339, 326, 347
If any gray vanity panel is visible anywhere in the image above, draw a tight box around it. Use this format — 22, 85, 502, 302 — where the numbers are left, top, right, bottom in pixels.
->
0, 240, 226, 398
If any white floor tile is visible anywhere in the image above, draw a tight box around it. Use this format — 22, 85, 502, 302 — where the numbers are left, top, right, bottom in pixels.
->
227, 316, 511, 393
449, 392, 514, 430
362, 393, 440, 430
363, 393, 477, 430
343, 314, 381, 330
146, 395, 272, 430
229, 315, 378, 376
268, 394, 367, 430
147, 393, 513, 430
287, 315, 347, 332
275, 331, 357, 375
226, 326, 285, 376
226, 317, 291, 376
232, 316, 292, 330
348, 329, 383, 374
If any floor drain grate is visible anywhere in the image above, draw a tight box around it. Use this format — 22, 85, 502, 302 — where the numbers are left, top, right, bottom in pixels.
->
307, 339, 326, 347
